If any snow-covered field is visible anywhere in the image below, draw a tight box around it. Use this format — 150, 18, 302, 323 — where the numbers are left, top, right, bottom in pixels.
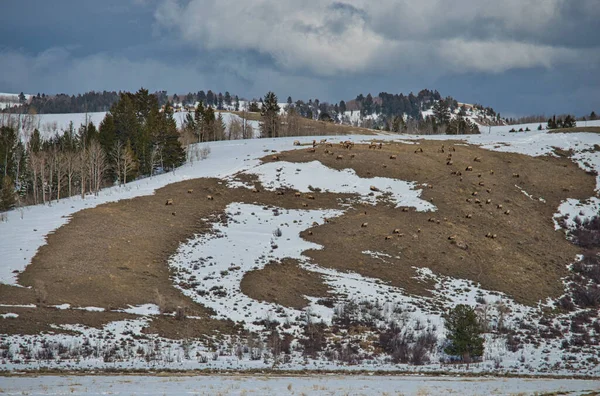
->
1, 117, 599, 376
1, 374, 598, 396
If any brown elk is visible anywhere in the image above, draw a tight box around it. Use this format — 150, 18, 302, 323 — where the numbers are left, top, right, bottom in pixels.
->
306, 194, 315, 200
252, 187, 260, 193
294, 192, 301, 197
187, 189, 193, 194
370, 185, 380, 192
497, 204, 503, 209
465, 166, 473, 171
361, 222, 368, 228
478, 181, 485, 186
165, 199, 174, 205
513, 173, 520, 178
207, 195, 214, 200
336, 155, 343, 160
302, 203, 308, 207
486, 199, 492, 204
293, 140, 301, 146
390, 155, 397, 159
474, 198, 481, 204
384, 235, 393, 240
474, 157, 482, 162
414, 147, 424, 153
466, 214, 472, 218
402, 207, 409, 212
472, 191, 478, 196
504, 210, 511, 215
393, 228, 402, 234
447, 160, 453, 165
272, 155, 280, 161
307, 147, 316, 153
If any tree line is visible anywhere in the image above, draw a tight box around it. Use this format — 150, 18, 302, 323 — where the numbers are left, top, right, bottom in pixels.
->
0, 88, 186, 211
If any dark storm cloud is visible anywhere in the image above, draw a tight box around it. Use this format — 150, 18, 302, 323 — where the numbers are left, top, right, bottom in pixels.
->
0, 0, 598, 116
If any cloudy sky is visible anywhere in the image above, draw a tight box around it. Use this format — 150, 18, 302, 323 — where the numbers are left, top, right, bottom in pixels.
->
1, 0, 599, 116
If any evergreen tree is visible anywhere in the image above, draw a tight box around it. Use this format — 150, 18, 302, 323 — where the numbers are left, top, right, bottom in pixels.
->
206, 90, 215, 106
0, 126, 19, 184
260, 91, 281, 138
217, 92, 224, 110
363, 94, 374, 117
234, 95, 240, 111
590, 111, 597, 121
159, 103, 186, 171
444, 304, 484, 361
18, 92, 26, 104
0, 175, 16, 211
433, 100, 451, 125
339, 100, 346, 114
224, 91, 232, 106
537, 124, 543, 131
197, 90, 206, 105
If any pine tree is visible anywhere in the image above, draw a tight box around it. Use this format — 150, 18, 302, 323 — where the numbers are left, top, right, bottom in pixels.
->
260, 92, 281, 138
160, 103, 185, 170
224, 91, 232, 106
197, 90, 206, 105
590, 111, 597, 121
444, 304, 484, 361
234, 96, 240, 111
0, 175, 16, 211
433, 100, 451, 125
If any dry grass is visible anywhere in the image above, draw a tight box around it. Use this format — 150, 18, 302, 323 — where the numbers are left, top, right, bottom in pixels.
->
272, 140, 595, 305
240, 259, 331, 310
548, 127, 600, 134
0, 138, 595, 339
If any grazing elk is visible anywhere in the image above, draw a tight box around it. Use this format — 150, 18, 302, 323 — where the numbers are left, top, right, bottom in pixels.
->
486, 199, 492, 204
336, 155, 343, 160
465, 166, 473, 171
370, 185, 380, 192
206, 195, 214, 200
307, 147, 316, 153
390, 155, 397, 159
385, 235, 393, 240
293, 140, 301, 146
294, 192, 301, 197
447, 160, 453, 165
474, 157, 482, 162
361, 222, 368, 228
306, 194, 315, 200
187, 189, 193, 194
504, 210, 511, 215
466, 214, 472, 218
513, 173, 520, 178
252, 187, 260, 193
165, 199, 174, 205
272, 155, 280, 161
414, 147, 424, 153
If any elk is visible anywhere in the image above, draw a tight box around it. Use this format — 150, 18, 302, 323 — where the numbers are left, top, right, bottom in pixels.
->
276, 190, 285, 196
497, 204, 503, 209
385, 235, 393, 240
294, 192, 301, 197
402, 207, 409, 212
393, 228, 402, 234
324, 149, 330, 154
165, 199, 173, 205
504, 210, 511, 215
312, 221, 319, 227
478, 181, 485, 186
414, 147, 424, 153
361, 222, 368, 228
171, 212, 176, 216
513, 173, 520, 178
370, 185, 380, 192
489, 170, 494, 175
390, 155, 397, 159
472, 191, 478, 196
252, 187, 260, 193
325, 143, 333, 148
474, 157, 482, 162
447, 160, 453, 165
206, 195, 214, 200
312, 140, 317, 147
302, 203, 308, 207
427, 185, 434, 189
486, 188, 492, 193
187, 189, 193, 194
466, 198, 473, 203
320, 139, 327, 144
293, 140, 301, 146
448, 235, 457, 241
350, 154, 356, 158
465, 166, 473, 171
466, 214, 472, 219
486, 199, 492, 204
378, 143, 383, 149
474, 198, 481, 204
307, 147, 316, 153
336, 155, 343, 160
272, 155, 280, 161
306, 194, 315, 200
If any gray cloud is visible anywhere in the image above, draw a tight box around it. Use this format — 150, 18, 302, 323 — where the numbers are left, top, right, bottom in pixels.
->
154, 0, 600, 76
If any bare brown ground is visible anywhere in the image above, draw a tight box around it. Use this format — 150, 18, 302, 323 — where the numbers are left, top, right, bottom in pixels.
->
240, 259, 331, 310
1, 138, 595, 339
548, 127, 600, 134
0, 306, 135, 335
0, 177, 351, 338
268, 139, 596, 305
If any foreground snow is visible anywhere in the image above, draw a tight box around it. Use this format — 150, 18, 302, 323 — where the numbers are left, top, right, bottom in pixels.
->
1, 374, 598, 396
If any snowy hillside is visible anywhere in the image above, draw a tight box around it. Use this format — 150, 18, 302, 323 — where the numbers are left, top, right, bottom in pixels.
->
0, 92, 31, 110
1, 117, 599, 375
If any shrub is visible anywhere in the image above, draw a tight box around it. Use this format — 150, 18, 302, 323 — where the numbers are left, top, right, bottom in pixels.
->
570, 216, 600, 248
